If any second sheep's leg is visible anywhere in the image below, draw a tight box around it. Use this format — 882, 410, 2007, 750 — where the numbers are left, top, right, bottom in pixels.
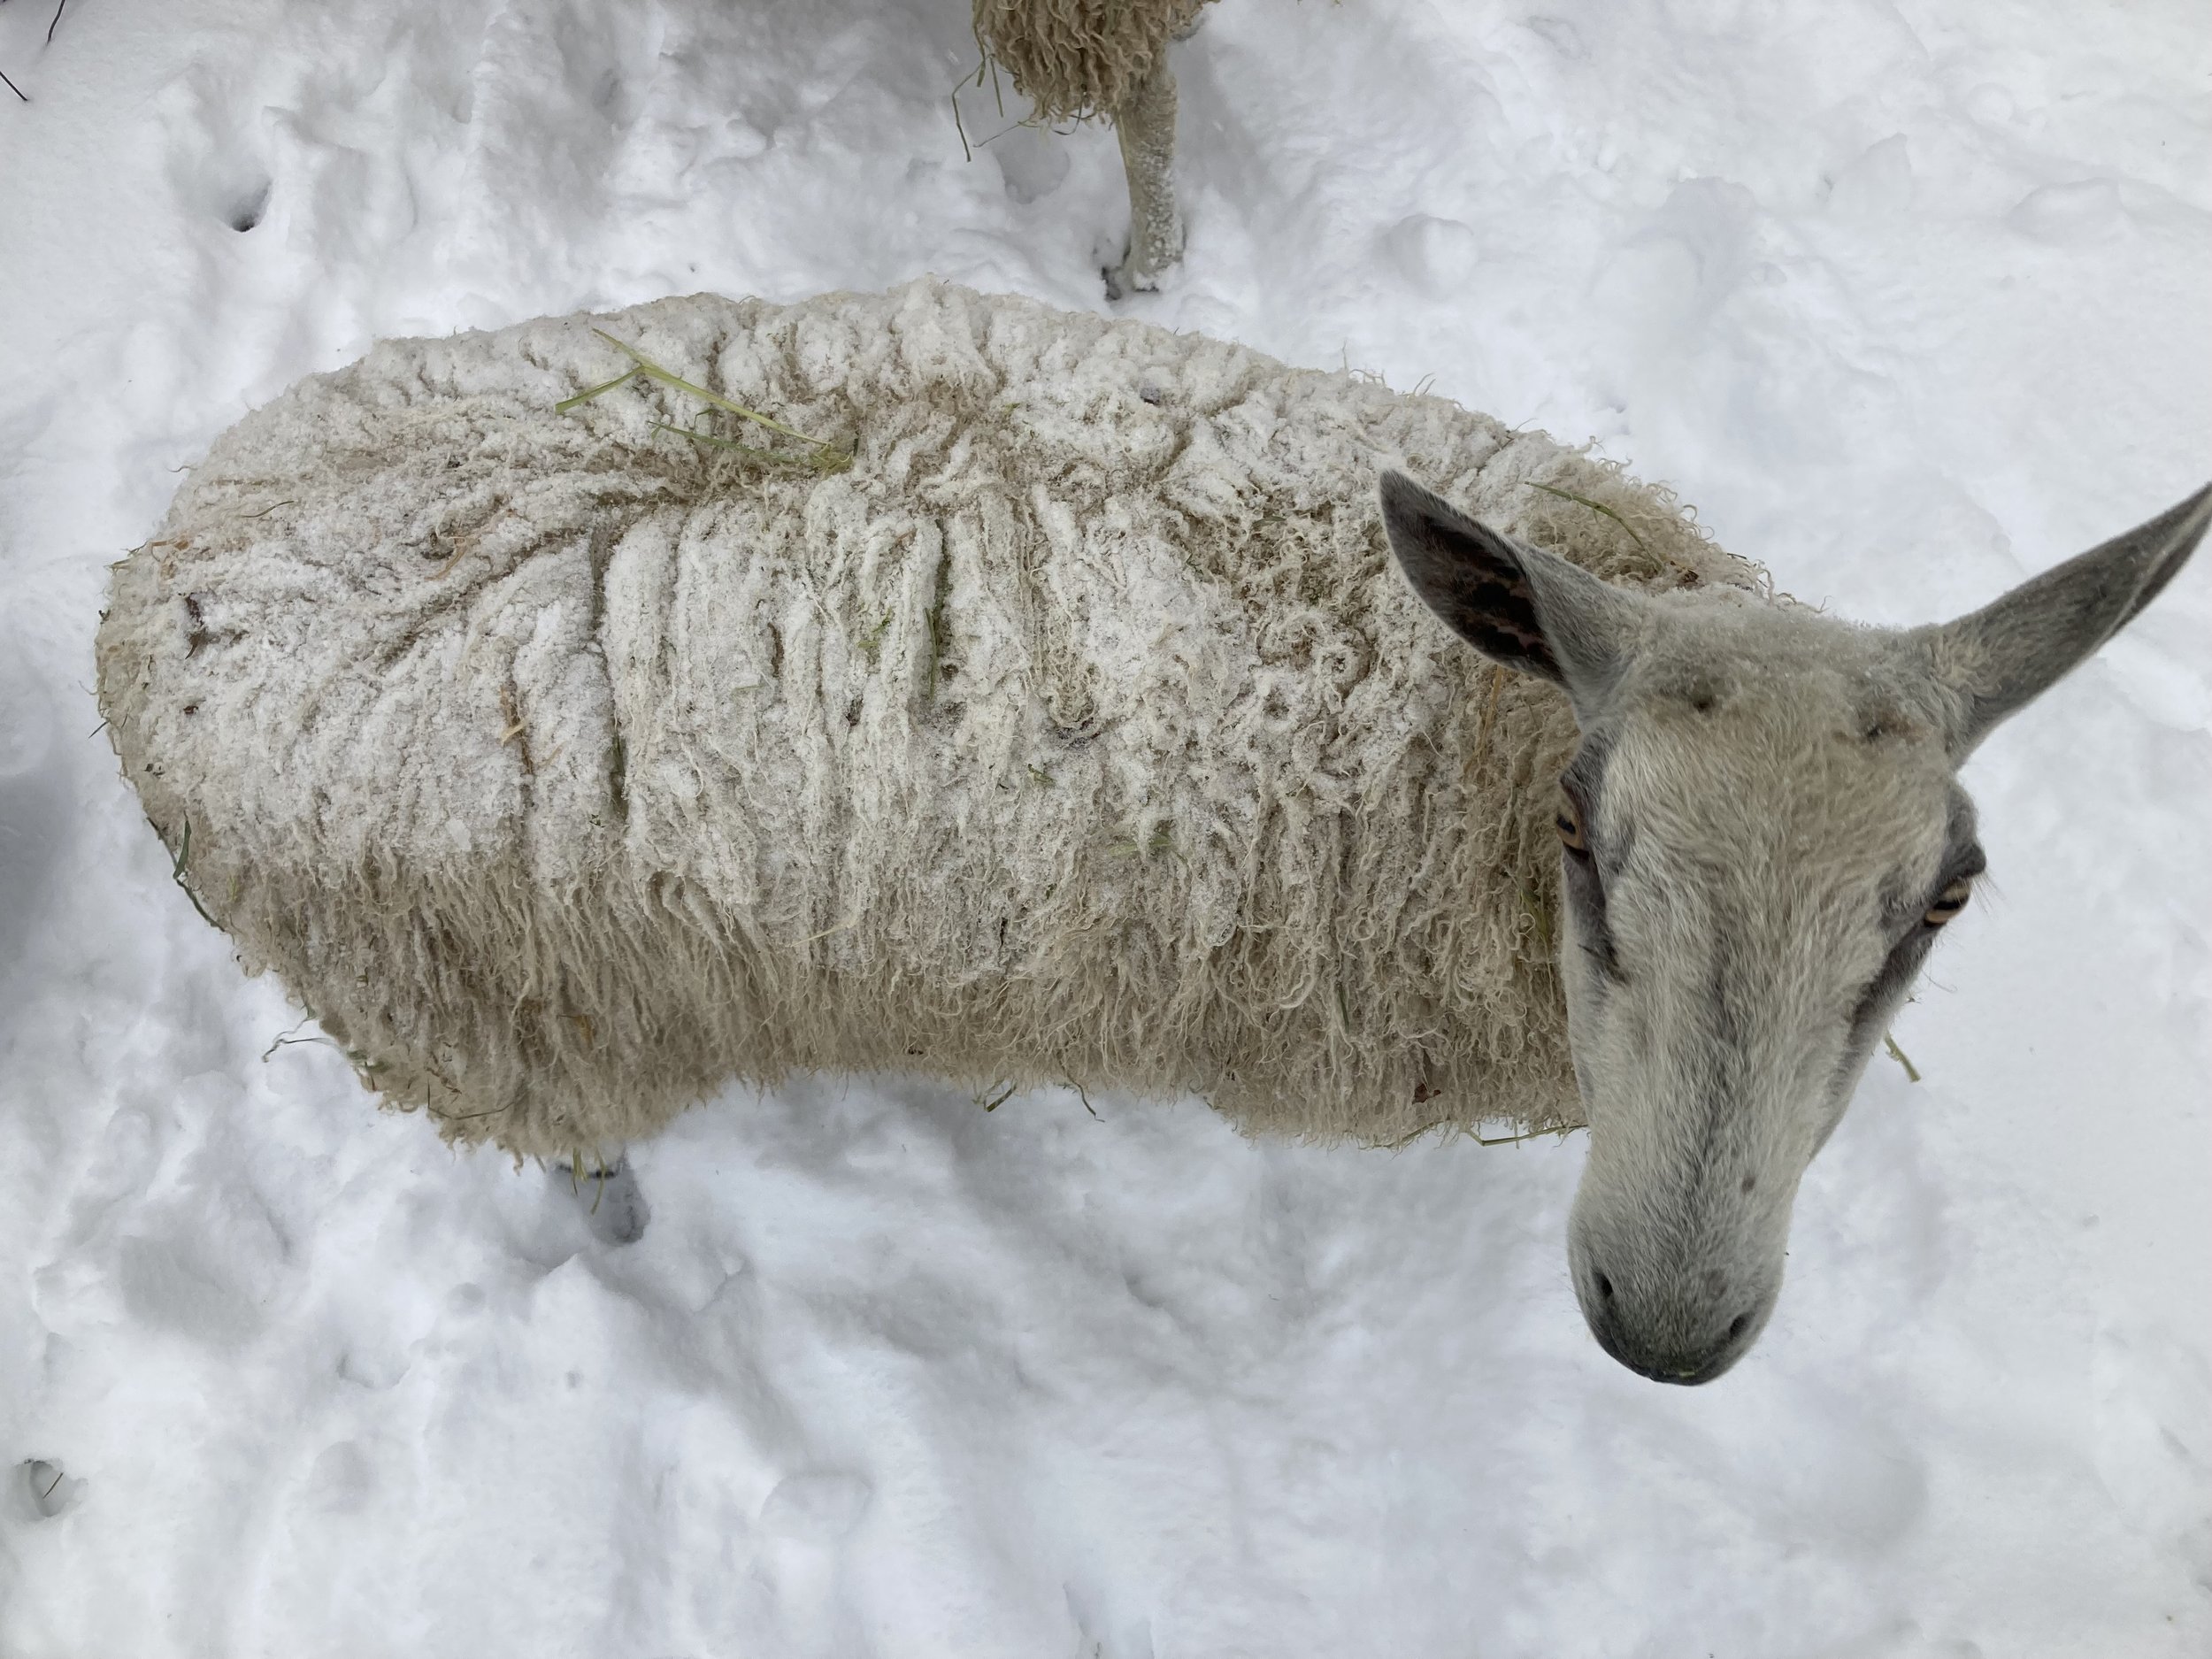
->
553, 1158, 652, 1247
1103, 53, 1184, 299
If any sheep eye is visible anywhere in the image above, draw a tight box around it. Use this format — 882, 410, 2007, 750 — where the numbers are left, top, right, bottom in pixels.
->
1555, 795, 1588, 855
1924, 879, 1971, 926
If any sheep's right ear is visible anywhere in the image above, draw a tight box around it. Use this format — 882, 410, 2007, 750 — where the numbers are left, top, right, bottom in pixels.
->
1379, 470, 1644, 720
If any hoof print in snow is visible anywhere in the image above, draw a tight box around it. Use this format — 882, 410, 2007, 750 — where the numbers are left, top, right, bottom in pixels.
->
225, 178, 271, 233
19, 1459, 83, 1520
1382, 212, 1482, 296
991, 123, 1071, 206
759, 1471, 872, 1544
559, 1160, 650, 1247
303, 1440, 374, 1515
2007, 178, 2124, 244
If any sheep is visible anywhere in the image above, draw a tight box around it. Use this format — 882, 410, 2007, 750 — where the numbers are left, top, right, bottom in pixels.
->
95, 278, 2208, 1380
969, 0, 1213, 296
99, 276, 1713, 1162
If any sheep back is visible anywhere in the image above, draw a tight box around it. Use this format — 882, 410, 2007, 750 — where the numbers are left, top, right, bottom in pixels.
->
96, 278, 1760, 1162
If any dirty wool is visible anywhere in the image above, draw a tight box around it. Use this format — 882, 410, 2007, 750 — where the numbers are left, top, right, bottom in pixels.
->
96, 279, 1756, 1161
972, 0, 1208, 123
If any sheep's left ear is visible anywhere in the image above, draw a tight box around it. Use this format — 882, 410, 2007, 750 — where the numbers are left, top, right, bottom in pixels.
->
1919, 482, 2211, 760
1379, 469, 1646, 723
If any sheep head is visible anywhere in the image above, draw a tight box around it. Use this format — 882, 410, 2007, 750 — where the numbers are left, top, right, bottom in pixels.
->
1380, 469, 2209, 1383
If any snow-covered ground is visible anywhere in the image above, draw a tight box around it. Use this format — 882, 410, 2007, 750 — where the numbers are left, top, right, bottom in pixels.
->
2, 0, 2207, 1651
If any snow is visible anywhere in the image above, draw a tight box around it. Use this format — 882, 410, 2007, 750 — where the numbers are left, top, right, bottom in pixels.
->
0, 0, 2206, 1653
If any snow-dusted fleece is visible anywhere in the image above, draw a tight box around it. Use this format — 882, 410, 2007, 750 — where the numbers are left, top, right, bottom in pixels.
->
96, 279, 1761, 1163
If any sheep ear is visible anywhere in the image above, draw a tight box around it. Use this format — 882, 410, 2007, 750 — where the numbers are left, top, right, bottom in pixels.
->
1921, 482, 2211, 760
1379, 469, 1644, 720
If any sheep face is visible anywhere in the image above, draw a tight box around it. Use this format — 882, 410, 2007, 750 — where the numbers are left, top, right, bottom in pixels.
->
1379, 470, 2208, 1383
1550, 621, 1970, 1385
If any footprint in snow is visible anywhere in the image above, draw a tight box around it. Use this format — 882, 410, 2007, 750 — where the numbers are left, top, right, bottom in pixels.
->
18, 1459, 84, 1520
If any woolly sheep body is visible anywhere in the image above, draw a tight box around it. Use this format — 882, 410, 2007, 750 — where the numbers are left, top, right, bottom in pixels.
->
96, 279, 1761, 1163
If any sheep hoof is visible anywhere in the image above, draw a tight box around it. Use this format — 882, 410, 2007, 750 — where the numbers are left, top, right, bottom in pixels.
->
559, 1159, 651, 1246
1102, 246, 1170, 302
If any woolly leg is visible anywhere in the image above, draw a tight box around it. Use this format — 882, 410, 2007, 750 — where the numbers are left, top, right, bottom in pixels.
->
554, 1157, 652, 1246
1103, 55, 1185, 299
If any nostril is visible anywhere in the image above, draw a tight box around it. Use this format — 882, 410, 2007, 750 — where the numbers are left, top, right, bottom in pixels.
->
1594, 1272, 1614, 1302
1727, 1312, 1750, 1341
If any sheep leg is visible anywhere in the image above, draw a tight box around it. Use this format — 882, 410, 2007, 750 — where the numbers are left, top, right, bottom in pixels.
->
554, 1157, 652, 1246
1103, 55, 1184, 299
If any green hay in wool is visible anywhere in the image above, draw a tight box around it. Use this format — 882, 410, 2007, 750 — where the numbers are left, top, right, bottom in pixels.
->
1525, 480, 1648, 550
562, 330, 850, 473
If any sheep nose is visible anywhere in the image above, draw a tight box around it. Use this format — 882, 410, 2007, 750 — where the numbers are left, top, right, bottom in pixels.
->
1581, 1270, 1766, 1386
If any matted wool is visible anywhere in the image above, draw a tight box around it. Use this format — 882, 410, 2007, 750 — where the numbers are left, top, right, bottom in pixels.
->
972, 0, 1210, 121
96, 279, 1763, 1163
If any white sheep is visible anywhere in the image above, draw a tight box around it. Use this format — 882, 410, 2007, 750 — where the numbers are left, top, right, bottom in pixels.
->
102, 276, 1723, 1161
96, 278, 2206, 1379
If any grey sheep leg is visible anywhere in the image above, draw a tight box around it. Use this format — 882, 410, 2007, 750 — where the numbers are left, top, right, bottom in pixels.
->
1103, 56, 1184, 299
555, 1158, 651, 1246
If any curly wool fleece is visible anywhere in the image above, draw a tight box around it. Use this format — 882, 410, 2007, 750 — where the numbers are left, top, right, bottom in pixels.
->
972, 0, 1210, 122
96, 279, 1762, 1163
